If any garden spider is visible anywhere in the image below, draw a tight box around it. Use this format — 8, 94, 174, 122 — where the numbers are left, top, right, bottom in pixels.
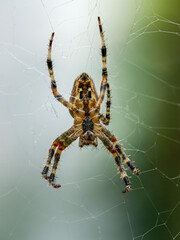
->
42, 17, 139, 193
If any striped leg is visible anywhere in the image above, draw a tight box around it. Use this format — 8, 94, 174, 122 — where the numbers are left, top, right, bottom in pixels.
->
115, 143, 139, 175
102, 126, 139, 175
48, 145, 63, 188
42, 127, 78, 188
42, 142, 58, 180
100, 83, 111, 125
98, 133, 131, 193
47, 33, 74, 110
99, 114, 109, 125
97, 17, 108, 109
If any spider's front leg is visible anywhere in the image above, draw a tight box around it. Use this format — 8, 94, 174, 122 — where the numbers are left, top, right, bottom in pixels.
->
47, 32, 75, 111
98, 132, 131, 193
97, 17, 108, 109
100, 83, 111, 125
42, 126, 79, 188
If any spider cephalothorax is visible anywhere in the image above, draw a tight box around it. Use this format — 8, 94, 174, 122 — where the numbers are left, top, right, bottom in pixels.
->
69, 73, 98, 114
42, 17, 139, 193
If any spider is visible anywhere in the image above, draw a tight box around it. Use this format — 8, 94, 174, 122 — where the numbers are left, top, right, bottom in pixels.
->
42, 17, 139, 193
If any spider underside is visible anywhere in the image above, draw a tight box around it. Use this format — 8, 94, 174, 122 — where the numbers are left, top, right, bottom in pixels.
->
42, 17, 139, 193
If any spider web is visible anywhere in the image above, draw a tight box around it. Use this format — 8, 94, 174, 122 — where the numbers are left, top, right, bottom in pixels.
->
0, 0, 179, 239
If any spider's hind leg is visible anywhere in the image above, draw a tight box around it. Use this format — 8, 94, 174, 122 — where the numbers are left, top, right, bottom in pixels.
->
48, 146, 63, 188
115, 143, 139, 176
98, 132, 131, 193
42, 126, 79, 188
102, 126, 139, 175
42, 142, 58, 180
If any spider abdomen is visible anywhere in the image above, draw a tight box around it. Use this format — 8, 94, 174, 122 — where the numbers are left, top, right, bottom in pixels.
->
82, 116, 94, 131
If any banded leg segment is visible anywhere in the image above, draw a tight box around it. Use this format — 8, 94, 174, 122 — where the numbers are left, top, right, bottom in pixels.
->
102, 126, 139, 175
42, 142, 58, 179
98, 133, 131, 193
42, 126, 79, 188
97, 17, 108, 109
106, 83, 111, 123
48, 146, 63, 188
99, 114, 109, 125
100, 83, 111, 125
115, 143, 139, 175
47, 33, 74, 110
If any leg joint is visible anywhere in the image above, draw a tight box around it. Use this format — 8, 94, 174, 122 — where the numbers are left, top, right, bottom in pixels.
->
102, 68, 108, 76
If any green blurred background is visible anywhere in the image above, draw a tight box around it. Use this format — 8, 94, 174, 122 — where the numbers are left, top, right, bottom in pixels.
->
0, 0, 179, 239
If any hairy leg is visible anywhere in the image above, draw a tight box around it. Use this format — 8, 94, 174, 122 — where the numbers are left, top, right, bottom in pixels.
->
97, 17, 108, 109
47, 33, 74, 110
100, 83, 111, 125
98, 132, 131, 193
42, 126, 79, 188
102, 126, 139, 175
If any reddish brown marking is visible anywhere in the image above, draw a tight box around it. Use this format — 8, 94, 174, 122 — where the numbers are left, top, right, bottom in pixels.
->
58, 146, 65, 150
51, 32, 55, 40
98, 17, 101, 23
122, 187, 129, 194
111, 138, 117, 142
110, 149, 116, 154
49, 182, 61, 188
42, 174, 49, 180
52, 89, 57, 93
53, 141, 59, 147
49, 33, 55, 47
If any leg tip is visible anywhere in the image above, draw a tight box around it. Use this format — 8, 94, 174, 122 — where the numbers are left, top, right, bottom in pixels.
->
49, 181, 61, 189
122, 185, 131, 194
133, 168, 140, 175
42, 173, 49, 180
50, 32, 55, 41
98, 16, 101, 24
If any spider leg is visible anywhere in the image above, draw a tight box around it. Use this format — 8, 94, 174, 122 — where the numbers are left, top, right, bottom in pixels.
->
47, 33, 75, 110
100, 83, 111, 125
98, 132, 131, 193
48, 145, 63, 188
102, 126, 139, 175
115, 143, 139, 175
97, 17, 108, 109
42, 126, 80, 188
42, 142, 58, 180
